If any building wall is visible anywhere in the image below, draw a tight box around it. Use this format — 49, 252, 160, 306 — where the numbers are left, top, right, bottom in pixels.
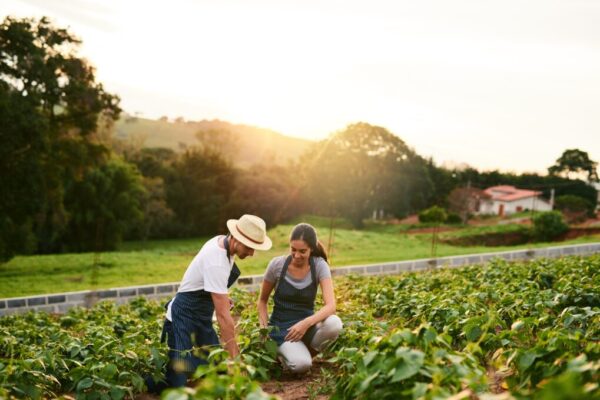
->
479, 196, 552, 215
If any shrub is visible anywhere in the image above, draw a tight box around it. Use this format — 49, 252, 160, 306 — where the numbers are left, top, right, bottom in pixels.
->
532, 211, 568, 241
554, 195, 595, 223
418, 206, 447, 224
445, 212, 463, 224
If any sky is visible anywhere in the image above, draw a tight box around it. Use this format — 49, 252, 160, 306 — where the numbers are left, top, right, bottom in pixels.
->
3, 0, 600, 174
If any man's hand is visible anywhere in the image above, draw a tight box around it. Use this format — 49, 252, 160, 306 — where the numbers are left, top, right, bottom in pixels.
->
284, 319, 312, 342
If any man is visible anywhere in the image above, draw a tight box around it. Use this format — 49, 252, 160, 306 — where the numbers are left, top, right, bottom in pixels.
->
147, 214, 272, 392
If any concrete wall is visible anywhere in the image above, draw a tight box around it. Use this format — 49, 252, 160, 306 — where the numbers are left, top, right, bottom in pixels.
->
1, 242, 599, 317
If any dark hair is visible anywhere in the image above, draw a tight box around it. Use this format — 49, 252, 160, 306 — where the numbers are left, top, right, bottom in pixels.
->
290, 223, 328, 262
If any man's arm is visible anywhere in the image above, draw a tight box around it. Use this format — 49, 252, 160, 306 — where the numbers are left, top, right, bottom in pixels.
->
211, 292, 239, 358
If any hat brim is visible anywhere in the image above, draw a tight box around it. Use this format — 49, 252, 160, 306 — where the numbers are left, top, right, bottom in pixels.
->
227, 219, 272, 251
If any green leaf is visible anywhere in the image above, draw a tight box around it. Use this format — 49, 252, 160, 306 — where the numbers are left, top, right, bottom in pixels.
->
109, 387, 126, 400
265, 339, 278, 356
464, 324, 482, 342
391, 348, 424, 382
162, 390, 190, 400
77, 377, 94, 391
363, 351, 378, 367
412, 382, 428, 398
260, 354, 276, 363
358, 372, 380, 394
516, 351, 537, 371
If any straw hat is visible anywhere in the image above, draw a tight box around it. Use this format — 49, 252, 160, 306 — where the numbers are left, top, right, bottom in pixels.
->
226, 214, 272, 251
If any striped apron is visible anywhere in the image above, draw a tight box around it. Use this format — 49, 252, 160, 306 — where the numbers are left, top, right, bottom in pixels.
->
269, 255, 318, 346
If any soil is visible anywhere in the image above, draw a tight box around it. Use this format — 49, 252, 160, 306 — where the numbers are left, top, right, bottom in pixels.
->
558, 227, 600, 240
404, 226, 458, 234
442, 226, 600, 247
260, 359, 332, 400
486, 367, 511, 395
443, 231, 531, 247
134, 359, 333, 399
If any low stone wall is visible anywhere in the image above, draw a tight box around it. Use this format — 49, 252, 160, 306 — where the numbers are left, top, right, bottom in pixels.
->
1, 242, 599, 316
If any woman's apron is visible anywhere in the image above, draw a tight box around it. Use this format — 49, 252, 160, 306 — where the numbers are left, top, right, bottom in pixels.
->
268, 255, 318, 346
162, 236, 240, 382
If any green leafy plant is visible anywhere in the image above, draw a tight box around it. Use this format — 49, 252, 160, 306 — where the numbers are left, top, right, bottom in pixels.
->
532, 211, 569, 241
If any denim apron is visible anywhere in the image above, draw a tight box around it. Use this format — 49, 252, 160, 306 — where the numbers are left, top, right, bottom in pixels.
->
161, 236, 240, 387
269, 255, 318, 346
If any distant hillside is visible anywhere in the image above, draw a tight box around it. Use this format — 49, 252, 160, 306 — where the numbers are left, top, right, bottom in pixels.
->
114, 116, 314, 167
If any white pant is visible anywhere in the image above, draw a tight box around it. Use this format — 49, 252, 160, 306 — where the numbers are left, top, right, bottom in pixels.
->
277, 315, 343, 373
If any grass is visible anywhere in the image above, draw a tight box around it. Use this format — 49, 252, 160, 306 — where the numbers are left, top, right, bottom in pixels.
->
1, 219, 599, 298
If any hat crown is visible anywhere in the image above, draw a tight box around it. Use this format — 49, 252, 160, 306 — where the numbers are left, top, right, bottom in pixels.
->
237, 214, 266, 243
227, 214, 272, 250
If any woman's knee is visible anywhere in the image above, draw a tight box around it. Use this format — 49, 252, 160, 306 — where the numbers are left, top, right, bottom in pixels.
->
323, 315, 343, 334
285, 356, 312, 373
278, 341, 312, 373
310, 315, 343, 351
318, 315, 343, 338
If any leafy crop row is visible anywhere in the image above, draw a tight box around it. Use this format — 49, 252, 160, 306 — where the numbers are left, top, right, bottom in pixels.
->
328, 255, 600, 399
1, 255, 598, 399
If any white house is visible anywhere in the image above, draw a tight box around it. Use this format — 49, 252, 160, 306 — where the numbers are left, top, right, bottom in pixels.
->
478, 185, 552, 216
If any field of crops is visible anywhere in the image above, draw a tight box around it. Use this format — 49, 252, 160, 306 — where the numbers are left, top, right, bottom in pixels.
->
1, 254, 599, 399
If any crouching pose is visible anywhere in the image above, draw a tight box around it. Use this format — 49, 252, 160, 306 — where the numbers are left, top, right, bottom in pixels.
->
257, 223, 343, 373
146, 215, 272, 393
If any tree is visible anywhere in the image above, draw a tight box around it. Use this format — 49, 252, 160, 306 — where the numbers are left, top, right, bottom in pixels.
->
447, 187, 488, 223
166, 148, 236, 236
554, 195, 594, 223
0, 16, 121, 259
227, 164, 303, 227
548, 149, 598, 182
304, 123, 433, 227
62, 159, 145, 251
0, 81, 45, 260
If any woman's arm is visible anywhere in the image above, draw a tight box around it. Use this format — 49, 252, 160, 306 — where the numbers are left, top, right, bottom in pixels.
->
257, 280, 275, 328
285, 278, 336, 342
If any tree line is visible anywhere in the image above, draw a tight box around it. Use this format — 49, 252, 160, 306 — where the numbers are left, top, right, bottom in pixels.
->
1, 17, 597, 262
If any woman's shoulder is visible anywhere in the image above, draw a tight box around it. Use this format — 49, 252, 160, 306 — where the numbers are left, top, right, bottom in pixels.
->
268, 255, 288, 269
311, 256, 330, 269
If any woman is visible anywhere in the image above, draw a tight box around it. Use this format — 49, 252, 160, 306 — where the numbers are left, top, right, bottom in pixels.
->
257, 223, 343, 373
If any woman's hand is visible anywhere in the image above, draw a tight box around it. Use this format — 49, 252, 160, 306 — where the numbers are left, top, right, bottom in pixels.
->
285, 319, 312, 342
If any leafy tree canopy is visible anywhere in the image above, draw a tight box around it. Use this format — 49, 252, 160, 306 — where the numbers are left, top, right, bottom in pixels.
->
548, 148, 598, 182
304, 123, 433, 227
0, 16, 121, 260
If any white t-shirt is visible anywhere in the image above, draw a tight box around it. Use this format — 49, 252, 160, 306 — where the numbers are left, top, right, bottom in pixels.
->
166, 236, 233, 321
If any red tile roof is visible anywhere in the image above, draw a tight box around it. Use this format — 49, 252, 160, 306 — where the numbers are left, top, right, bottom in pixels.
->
484, 185, 542, 202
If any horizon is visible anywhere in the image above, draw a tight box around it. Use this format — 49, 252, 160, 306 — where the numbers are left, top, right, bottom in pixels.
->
4, 0, 600, 174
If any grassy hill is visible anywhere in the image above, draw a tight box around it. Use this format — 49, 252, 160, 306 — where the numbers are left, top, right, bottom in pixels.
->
114, 116, 314, 167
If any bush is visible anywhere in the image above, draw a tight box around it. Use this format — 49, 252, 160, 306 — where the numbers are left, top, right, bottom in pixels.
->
418, 206, 447, 224
532, 211, 568, 241
446, 213, 463, 224
554, 195, 595, 223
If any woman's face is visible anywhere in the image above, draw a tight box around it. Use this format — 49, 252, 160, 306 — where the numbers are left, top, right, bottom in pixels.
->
290, 239, 311, 266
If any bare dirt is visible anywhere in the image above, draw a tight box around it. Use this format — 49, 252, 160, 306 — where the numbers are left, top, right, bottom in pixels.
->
134, 359, 332, 399
260, 359, 332, 400
404, 226, 458, 234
